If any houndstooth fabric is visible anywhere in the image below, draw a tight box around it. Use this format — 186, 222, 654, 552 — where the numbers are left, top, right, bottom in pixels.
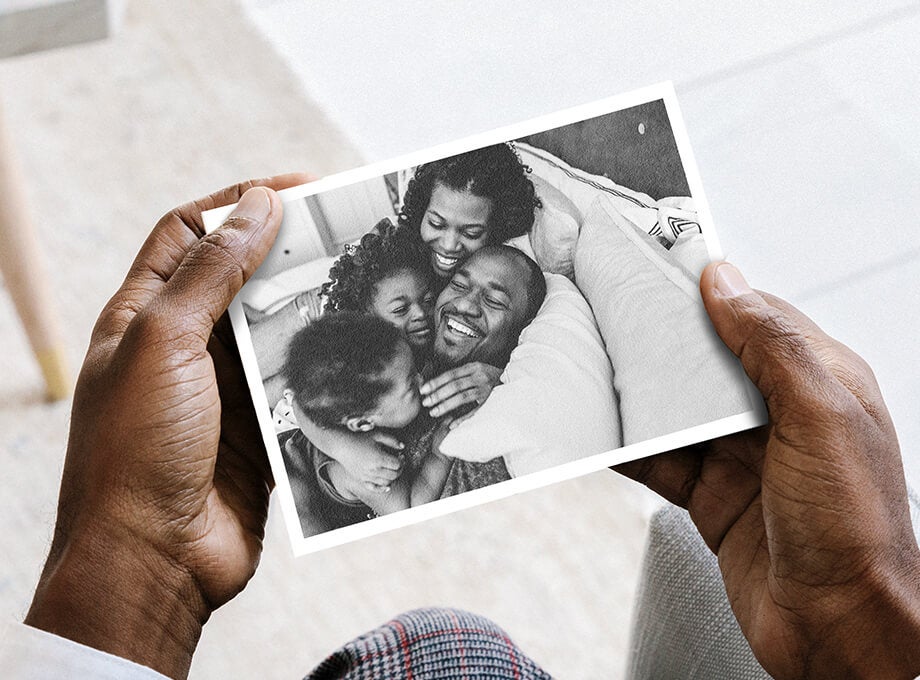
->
304, 608, 552, 680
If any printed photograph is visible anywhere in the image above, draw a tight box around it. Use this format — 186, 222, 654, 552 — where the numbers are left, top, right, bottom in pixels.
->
204, 85, 763, 555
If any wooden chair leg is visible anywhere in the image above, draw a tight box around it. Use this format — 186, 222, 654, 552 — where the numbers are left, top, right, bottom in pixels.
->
0, 101, 70, 401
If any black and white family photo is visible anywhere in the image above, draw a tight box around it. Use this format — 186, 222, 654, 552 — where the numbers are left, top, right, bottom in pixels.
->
207, 89, 762, 553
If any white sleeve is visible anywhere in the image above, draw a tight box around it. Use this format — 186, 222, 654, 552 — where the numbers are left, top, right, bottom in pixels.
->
0, 622, 170, 679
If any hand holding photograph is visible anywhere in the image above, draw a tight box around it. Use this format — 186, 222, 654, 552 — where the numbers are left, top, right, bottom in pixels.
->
202, 82, 766, 555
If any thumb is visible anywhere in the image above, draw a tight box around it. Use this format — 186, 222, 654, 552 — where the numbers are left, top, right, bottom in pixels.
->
153, 186, 282, 344
700, 261, 845, 421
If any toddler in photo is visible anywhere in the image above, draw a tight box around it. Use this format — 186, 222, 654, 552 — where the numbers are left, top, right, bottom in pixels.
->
283, 313, 451, 518
322, 218, 436, 369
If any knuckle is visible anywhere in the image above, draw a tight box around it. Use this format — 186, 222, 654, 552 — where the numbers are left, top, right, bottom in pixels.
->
128, 305, 171, 340
125, 302, 202, 357
164, 205, 205, 239
219, 213, 259, 233
751, 305, 803, 351
191, 232, 247, 288
836, 343, 879, 389
197, 229, 245, 268
93, 294, 144, 342
742, 306, 816, 390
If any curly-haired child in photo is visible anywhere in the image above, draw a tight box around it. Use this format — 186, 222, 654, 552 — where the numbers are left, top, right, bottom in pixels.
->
284, 313, 451, 517
321, 217, 436, 370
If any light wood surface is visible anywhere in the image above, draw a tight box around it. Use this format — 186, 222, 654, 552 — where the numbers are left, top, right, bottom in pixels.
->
0, 102, 70, 400
0, 3, 653, 678
0, 0, 114, 399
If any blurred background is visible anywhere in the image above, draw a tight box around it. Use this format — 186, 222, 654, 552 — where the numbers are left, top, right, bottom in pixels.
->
1, 1, 918, 678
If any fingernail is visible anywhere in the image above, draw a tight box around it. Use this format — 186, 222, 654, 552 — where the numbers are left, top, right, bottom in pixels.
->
225, 187, 271, 226
422, 397, 431, 407
430, 407, 440, 417
713, 262, 752, 297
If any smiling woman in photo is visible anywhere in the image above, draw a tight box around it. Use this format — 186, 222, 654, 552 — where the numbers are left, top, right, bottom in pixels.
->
398, 143, 541, 280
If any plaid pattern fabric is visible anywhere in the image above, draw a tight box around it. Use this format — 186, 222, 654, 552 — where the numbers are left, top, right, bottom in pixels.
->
305, 608, 553, 679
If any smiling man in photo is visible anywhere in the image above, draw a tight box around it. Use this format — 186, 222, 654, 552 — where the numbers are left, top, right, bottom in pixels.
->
427, 245, 547, 496
433, 245, 546, 373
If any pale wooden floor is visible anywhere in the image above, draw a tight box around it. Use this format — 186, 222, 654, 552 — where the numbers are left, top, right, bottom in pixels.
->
0, 2, 660, 679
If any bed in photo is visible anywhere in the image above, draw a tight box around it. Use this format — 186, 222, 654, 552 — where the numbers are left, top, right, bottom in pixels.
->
202, 83, 765, 556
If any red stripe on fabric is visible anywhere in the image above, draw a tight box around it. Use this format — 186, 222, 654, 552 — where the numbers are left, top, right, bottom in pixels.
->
353, 626, 523, 665
502, 634, 521, 680
448, 609, 469, 679
392, 619, 414, 680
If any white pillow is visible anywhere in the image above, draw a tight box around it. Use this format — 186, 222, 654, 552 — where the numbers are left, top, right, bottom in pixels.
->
526, 175, 581, 278
505, 233, 537, 261
516, 142, 656, 215
574, 195, 753, 445
669, 231, 710, 278
440, 273, 622, 476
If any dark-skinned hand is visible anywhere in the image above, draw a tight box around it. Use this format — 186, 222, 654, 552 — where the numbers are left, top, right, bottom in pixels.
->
26, 174, 310, 679
617, 261, 920, 680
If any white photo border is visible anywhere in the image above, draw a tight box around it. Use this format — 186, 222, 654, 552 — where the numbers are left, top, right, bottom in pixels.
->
203, 81, 767, 556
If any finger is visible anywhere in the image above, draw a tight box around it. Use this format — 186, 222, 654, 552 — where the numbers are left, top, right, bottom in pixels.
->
615, 424, 767, 518
137, 187, 283, 349
760, 292, 875, 385
358, 470, 399, 486
613, 447, 703, 508
422, 376, 478, 409
95, 173, 313, 343
701, 262, 871, 468
758, 291, 889, 428
420, 364, 475, 396
373, 455, 403, 473
428, 386, 483, 418
372, 469, 401, 485
701, 263, 857, 416
212, 312, 238, 353
207, 326, 274, 486
370, 431, 405, 451
183, 173, 314, 237
145, 173, 312, 275
364, 482, 392, 493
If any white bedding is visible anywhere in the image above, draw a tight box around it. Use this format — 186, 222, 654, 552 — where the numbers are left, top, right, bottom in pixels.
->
251, 143, 749, 477
442, 143, 751, 472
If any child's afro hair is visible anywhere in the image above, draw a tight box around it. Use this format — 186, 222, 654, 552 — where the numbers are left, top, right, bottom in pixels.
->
282, 312, 405, 428
321, 218, 433, 314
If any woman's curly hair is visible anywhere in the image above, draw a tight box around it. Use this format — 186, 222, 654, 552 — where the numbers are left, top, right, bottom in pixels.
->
398, 143, 541, 244
321, 218, 433, 314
